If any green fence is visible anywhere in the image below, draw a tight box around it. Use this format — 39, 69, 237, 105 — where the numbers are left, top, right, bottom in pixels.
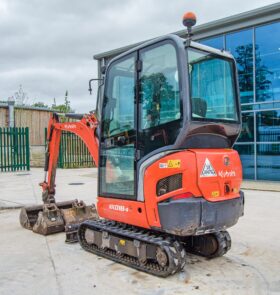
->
45, 129, 94, 169
0, 127, 30, 172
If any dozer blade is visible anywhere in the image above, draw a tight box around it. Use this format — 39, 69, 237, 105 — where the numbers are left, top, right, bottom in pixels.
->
62, 200, 98, 243
19, 200, 75, 230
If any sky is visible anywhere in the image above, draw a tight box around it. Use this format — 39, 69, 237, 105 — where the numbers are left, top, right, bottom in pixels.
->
0, 0, 278, 112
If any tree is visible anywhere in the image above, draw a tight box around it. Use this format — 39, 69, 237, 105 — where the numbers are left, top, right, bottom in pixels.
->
235, 44, 254, 95
52, 90, 73, 113
255, 44, 273, 101
64, 90, 70, 109
32, 102, 49, 108
141, 72, 175, 126
52, 98, 57, 109
235, 44, 272, 102
14, 85, 29, 106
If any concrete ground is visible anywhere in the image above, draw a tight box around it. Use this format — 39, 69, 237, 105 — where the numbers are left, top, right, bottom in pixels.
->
0, 168, 280, 295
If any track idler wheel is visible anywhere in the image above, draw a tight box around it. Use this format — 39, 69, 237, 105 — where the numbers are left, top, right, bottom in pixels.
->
186, 231, 231, 258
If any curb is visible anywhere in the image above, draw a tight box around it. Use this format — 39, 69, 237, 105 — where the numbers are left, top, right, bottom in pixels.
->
0, 205, 23, 210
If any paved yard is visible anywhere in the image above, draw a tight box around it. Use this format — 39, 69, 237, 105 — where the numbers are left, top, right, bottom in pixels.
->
0, 168, 279, 295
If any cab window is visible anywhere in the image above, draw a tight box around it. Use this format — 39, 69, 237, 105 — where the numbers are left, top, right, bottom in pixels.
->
139, 42, 182, 156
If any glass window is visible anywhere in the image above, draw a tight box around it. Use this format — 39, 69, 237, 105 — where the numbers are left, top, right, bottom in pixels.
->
256, 110, 280, 142
257, 102, 280, 110
241, 104, 253, 111
234, 144, 255, 179
100, 145, 135, 196
199, 36, 224, 50
140, 43, 181, 130
238, 112, 254, 142
226, 29, 254, 104
255, 21, 280, 102
257, 144, 280, 181
188, 48, 238, 122
138, 42, 182, 156
103, 58, 135, 137
100, 54, 136, 198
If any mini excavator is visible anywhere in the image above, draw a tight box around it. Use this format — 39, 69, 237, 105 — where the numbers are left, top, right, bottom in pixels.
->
20, 12, 245, 276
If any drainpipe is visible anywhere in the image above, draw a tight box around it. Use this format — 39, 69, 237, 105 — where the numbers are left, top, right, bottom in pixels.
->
8, 97, 15, 127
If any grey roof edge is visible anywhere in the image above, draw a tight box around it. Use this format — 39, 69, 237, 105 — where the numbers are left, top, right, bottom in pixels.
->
0, 103, 54, 112
0, 103, 8, 108
14, 105, 54, 112
94, 2, 280, 60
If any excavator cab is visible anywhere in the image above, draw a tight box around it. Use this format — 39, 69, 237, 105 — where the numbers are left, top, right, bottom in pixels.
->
97, 35, 241, 203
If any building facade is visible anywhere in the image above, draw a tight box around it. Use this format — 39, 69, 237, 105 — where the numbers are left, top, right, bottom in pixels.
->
0, 103, 53, 167
94, 3, 280, 181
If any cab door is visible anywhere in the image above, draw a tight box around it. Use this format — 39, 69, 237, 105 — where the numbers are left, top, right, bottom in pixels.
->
99, 53, 137, 199
138, 41, 182, 157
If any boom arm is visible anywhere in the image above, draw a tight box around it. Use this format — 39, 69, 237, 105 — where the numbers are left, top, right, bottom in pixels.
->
40, 112, 99, 203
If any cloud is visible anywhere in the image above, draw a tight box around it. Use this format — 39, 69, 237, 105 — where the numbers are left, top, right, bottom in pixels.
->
0, 0, 278, 112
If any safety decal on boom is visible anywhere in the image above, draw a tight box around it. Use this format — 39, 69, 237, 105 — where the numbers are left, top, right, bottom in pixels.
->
200, 158, 217, 177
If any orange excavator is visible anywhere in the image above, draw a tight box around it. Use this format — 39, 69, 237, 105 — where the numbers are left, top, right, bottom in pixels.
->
20, 12, 244, 276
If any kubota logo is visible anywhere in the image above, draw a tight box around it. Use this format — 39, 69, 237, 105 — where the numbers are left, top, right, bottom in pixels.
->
218, 170, 236, 178
109, 204, 129, 212
64, 124, 76, 129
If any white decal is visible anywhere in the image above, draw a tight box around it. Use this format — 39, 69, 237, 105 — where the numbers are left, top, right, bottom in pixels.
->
200, 158, 217, 177
218, 170, 236, 178
64, 124, 76, 129
159, 163, 168, 169
109, 204, 129, 212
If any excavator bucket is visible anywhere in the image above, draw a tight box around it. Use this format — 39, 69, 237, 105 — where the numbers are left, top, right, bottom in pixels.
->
33, 203, 65, 235
19, 199, 98, 240
19, 200, 74, 230
62, 200, 98, 243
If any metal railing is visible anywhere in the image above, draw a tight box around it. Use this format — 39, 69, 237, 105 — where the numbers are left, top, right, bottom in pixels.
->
0, 127, 30, 172
45, 128, 94, 169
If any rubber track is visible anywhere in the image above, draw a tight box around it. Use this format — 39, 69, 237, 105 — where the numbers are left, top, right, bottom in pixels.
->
210, 231, 231, 258
187, 230, 231, 258
78, 220, 186, 277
